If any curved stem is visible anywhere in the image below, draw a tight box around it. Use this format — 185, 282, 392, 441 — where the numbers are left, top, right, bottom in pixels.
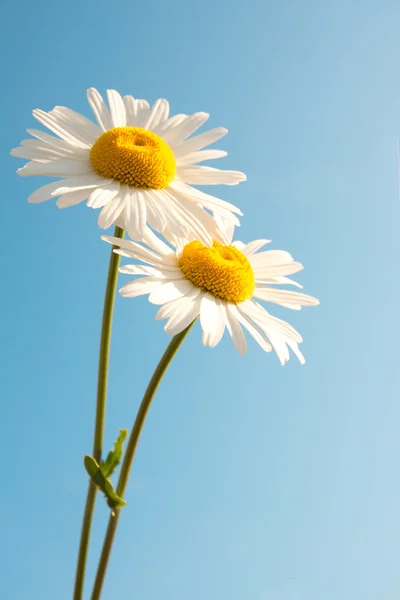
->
73, 226, 124, 600
90, 322, 195, 600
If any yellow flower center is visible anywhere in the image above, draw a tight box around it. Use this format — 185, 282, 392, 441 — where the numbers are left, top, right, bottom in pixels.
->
90, 127, 176, 188
178, 240, 255, 304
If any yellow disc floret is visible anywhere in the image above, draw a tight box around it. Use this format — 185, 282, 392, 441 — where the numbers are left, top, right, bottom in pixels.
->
90, 127, 176, 189
178, 240, 255, 304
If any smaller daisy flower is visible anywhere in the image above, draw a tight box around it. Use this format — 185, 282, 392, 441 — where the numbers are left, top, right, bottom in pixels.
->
12, 88, 246, 244
104, 223, 319, 365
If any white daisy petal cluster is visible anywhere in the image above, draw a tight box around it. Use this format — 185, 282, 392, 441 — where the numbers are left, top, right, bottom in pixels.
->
13, 87, 319, 362
104, 221, 319, 365
12, 88, 245, 245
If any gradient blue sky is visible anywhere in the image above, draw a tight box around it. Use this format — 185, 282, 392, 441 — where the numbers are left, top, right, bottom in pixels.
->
1, 1, 400, 599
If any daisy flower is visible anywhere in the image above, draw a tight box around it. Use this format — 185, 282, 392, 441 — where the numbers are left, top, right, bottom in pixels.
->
104, 221, 319, 364
11, 88, 246, 244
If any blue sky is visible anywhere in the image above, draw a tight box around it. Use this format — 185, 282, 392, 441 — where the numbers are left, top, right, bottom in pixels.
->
1, 1, 400, 599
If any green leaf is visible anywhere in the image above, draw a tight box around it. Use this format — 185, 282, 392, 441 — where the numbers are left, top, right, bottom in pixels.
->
84, 454, 126, 510
83, 428, 128, 511
101, 429, 128, 478
84, 455, 103, 485
103, 479, 126, 509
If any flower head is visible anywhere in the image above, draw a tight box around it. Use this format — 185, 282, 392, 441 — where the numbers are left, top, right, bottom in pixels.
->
12, 89, 246, 244
104, 221, 319, 364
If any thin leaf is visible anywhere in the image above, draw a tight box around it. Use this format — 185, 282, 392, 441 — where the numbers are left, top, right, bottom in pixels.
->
84, 454, 126, 510
101, 429, 128, 478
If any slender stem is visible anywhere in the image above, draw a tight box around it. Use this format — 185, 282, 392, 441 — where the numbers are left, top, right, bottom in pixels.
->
73, 226, 124, 600
93, 226, 125, 463
90, 322, 195, 600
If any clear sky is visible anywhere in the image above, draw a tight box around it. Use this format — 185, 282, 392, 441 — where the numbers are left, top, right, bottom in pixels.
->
1, 1, 400, 599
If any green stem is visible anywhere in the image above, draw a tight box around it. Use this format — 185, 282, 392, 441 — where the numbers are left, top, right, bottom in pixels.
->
90, 322, 195, 600
73, 226, 124, 600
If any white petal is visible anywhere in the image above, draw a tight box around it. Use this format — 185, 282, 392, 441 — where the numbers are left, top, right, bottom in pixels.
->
200, 293, 220, 333
139, 190, 168, 233
121, 189, 136, 239
286, 339, 306, 365
164, 189, 217, 245
164, 113, 209, 147
28, 180, 63, 204
22, 133, 89, 163
232, 241, 245, 250
200, 296, 226, 348
18, 159, 92, 178
119, 264, 153, 276
51, 174, 111, 195
87, 182, 120, 208
155, 288, 201, 320
148, 279, 195, 305
179, 165, 246, 186
213, 214, 235, 244
170, 180, 242, 216
123, 96, 150, 127
134, 99, 151, 128
170, 187, 242, 233
123, 186, 141, 241
123, 95, 139, 126
241, 239, 271, 256
107, 90, 126, 128
173, 127, 228, 158
26, 129, 84, 154
249, 250, 295, 267
105, 236, 176, 268
145, 98, 170, 130
56, 188, 90, 208
254, 287, 320, 309
202, 324, 226, 348
11, 145, 68, 161
156, 295, 191, 320
87, 88, 113, 131
120, 264, 183, 279
153, 113, 187, 137
122, 190, 147, 241
267, 334, 291, 366
253, 263, 304, 280
240, 301, 300, 342
120, 277, 162, 298
142, 227, 174, 256
271, 277, 304, 289
51, 106, 102, 142
225, 306, 247, 356
241, 301, 303, 343
164, 295, 202, 336
145, 190, 189, 238
148, 190, 191, 240
98, 194, 126, 229
234, 305, 272, 352
32, 109, 91, 149
176, 149, 227, 166
163, 232, 185, 255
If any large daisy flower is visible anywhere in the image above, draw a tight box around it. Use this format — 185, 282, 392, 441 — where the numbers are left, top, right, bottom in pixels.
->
12, 88, 246, 244
104, 222, 319, 364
